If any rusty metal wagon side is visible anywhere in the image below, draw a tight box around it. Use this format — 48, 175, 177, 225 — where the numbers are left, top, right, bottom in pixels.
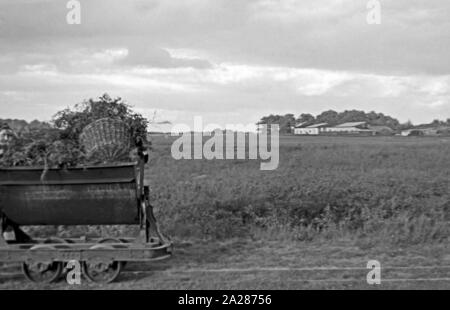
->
0, 158, 172, 284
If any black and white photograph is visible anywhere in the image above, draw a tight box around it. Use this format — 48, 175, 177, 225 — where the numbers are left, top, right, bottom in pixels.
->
0, 0, 449, 293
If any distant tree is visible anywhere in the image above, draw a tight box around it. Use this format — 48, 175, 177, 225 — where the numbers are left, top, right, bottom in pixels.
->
315, 110, 339, 125
281, 114, 296, 134
360, 110, 400, 129
257, 113, 296, 134
339, 110, 367, 123
296, 113, 315, 125
28, 120, 51, 130
399, 120, 413, 130
431, 119, 444, 126
0, 119, 51, 133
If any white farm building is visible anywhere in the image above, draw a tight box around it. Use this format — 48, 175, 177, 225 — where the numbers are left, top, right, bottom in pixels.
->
294, 123, 328, 135
324, 121, 371, 133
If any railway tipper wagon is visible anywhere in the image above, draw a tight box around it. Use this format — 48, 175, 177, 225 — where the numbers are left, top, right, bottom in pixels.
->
0, 156, 172, 284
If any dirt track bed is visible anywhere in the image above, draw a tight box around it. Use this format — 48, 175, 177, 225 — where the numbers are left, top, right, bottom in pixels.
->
0, 239, 449, 289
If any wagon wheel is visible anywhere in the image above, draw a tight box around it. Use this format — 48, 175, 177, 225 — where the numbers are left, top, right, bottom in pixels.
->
22, 244, 63, 284
82, 238, 124, 284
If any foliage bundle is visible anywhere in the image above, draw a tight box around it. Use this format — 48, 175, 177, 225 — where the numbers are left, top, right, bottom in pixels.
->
0, 94, 148, 167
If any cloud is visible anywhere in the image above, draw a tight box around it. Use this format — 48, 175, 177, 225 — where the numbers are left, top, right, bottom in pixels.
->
0, 0, 449, 125
1, 57, 448, 116
249, 0, 358, 23
1, 0, 450, 75
117, 46, 211, 69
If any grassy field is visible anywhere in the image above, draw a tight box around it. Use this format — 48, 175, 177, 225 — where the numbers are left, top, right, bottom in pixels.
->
149, 135, 449, 245
1, 135, 449, 289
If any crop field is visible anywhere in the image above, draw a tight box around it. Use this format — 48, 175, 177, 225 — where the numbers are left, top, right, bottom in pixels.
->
149, 135, 449, 244
0, 135, 449, 289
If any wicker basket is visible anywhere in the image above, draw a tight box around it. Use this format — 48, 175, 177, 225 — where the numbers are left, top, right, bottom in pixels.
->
80, 118, 132, 162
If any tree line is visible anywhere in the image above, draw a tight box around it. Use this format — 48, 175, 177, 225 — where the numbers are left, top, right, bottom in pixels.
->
257, 110, 450, 134
0, 119, 51, 132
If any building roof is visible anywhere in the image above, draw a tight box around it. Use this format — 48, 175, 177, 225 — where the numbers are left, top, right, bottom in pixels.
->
335, 121, 366, 128
306, 123, 328, 128
294, 122, 309, 128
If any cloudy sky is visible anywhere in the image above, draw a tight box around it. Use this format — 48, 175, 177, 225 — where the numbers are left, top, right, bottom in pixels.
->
0, 0, 449, 127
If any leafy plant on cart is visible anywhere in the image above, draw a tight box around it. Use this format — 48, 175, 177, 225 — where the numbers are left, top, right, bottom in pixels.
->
0, 94, 148, 167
